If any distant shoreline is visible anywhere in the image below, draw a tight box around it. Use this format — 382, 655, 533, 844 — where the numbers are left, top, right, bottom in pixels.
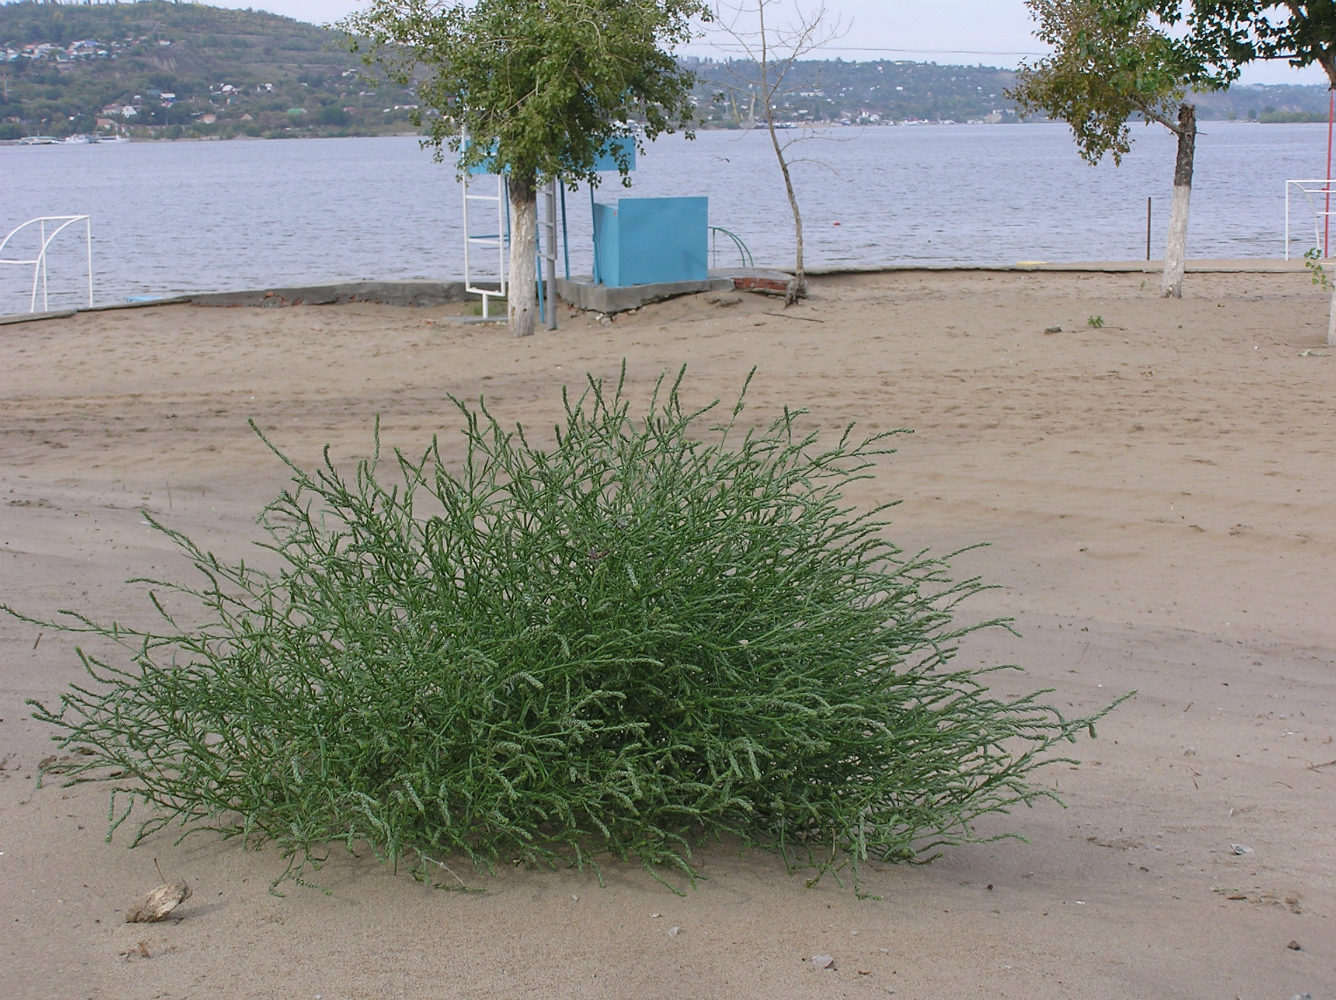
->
4, 116, 1331, 149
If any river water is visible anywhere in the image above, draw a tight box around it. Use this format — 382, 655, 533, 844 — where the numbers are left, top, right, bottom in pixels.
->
2, 122, 1329, 311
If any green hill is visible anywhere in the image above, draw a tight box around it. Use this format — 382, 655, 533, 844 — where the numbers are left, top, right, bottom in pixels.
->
0, 0, 407, 139
685, 56, 1334, 126
686, 57, 1023, 126
2, 1, 1330, 141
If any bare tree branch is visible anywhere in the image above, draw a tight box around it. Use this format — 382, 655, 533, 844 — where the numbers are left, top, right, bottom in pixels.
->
711, 0, 845, 303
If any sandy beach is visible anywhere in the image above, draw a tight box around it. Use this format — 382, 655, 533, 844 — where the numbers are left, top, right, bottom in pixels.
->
1, 268, 1333, 999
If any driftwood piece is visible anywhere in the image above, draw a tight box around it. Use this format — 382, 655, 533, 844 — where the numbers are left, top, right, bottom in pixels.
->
125, 880, 191, 923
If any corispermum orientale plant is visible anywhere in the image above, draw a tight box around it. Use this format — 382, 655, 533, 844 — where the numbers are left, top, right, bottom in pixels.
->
14, 369, 1120, 892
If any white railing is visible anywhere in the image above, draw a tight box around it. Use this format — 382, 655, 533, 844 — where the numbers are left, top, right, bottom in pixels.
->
461, 174, 507, 318
0, 215, 94, 313
1284, 180, 1336, 260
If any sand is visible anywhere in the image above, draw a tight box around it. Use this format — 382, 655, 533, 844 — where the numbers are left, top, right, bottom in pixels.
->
1, 269, 1332, 999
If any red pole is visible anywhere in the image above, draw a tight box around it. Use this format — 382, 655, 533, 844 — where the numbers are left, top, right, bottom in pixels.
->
1326, 88, 1334, 257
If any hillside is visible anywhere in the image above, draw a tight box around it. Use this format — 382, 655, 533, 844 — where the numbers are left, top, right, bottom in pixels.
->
687, 57, 1022, 125
2, 1, 1331, 142
0, 0, 408, 139
687, 56, 1333, 127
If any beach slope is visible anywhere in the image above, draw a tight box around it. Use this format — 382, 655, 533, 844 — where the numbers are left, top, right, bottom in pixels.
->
1, 270, 1332, 999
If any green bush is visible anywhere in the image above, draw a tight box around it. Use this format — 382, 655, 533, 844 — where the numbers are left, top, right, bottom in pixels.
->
17, 369, 1118, 891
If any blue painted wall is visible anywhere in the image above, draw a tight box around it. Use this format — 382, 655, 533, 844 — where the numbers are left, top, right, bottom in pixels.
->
592, 196, 708, 287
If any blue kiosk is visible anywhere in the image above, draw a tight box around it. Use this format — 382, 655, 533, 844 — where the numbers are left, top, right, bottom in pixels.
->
592, 196, 708, 287
587, 139, 709, 291
462, 135, 720, 320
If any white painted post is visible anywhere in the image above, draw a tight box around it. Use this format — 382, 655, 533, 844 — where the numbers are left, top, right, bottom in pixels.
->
1328, 278, 1336, 348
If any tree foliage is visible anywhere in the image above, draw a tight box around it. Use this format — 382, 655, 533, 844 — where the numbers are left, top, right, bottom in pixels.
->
1135, 3, 1336, 335
1010, 0, 1242, 297
345, 0, 706, 186
712, 0, 844, 303
1010, 0, 1227, 164
344, 0, 708, 337
1142, 1, 1336, 85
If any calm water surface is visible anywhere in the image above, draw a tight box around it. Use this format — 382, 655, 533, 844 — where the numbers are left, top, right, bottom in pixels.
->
2, 123, 1330, 310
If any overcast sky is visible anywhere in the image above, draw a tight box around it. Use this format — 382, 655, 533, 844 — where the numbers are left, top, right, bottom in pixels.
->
25, 0, 1333, 86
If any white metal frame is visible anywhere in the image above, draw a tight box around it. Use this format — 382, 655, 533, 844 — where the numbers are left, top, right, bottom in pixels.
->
461, 173, 507, 318
538, 178, 559, 330
1284, 179, 1336, 260
0, 215, 94, 313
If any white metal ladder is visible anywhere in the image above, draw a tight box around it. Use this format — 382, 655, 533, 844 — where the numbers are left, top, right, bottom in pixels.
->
461, 173, 507, 318
0, 214, 93, 313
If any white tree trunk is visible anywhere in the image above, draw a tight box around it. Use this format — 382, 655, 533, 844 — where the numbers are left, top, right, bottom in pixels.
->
1327, 277, 1336, 348
1160, 105, 1195, 299
508, 178, 537, 339
1161, 182, 1191, 298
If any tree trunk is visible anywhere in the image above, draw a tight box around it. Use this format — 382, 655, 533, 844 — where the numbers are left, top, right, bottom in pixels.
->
1328, 277, 1336, 349
766, 118, 806, 305
1160, 103, 1195, 299
755, 0, 805, 306
508, 176, 537, 338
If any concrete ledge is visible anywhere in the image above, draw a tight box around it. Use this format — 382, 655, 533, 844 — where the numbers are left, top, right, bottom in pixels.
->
192, 280, 473, 308
0, 282, 477, 324
0, 308, 78, 326
556, 268, 801, 313
557, 275, 731, 313
1, 262, 1312, 325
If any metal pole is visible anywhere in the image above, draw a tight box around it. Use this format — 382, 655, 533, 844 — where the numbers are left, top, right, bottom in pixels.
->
500, 176, 510, 314
39, 218, 48, 312
590, 186, 601, 285
1319, 88, 1330, 257
1146, 197, 1152, 261
1285, 181, 1291, 260
560, 183, 571, 281
84, 215, 93, 308
544, 179, 558, 331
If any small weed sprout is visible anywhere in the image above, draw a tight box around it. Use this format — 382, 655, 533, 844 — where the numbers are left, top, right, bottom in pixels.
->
468, 296, 507, 317
1304, 248, 1329, 290
13, 369, 1122, 892
1086, 314, 1105, 329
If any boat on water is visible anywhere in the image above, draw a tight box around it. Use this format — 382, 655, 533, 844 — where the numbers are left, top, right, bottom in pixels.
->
16, 133, 129, 146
